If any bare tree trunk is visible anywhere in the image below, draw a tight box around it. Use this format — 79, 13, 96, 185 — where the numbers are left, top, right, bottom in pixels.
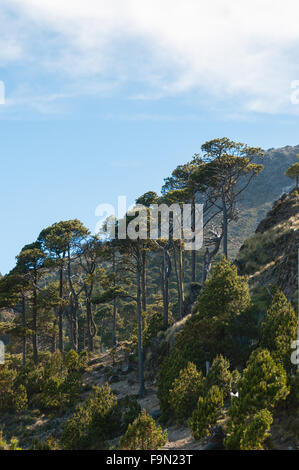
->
86, 298, 94, 352
141, 251, 147, 311
51, 318, 57, 353
112, 248, 117, 347
21, 295, 26, 366
191, 196, 196, 281
72, 297, 79, 352
58, 265, 64, 353
179, 244, 185, 310
221, 187, 228, 258
202, 232, 224, 284
32, 285, 38, 365
137, 252, 145, 397
162, 248, 171, 328
172, 242, 183, 319
67, 247, 79, 352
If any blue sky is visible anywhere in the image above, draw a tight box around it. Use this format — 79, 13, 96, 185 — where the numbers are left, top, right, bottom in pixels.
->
1, 0, 299, 274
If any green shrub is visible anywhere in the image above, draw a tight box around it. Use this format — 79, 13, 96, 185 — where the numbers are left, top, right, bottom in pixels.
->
231, 369, 241, 393
15, 365, 44, 398
158, 258, 252, 421
61, 403, 92, 450
189, 386, 223, 440
157, 324, 205, 420
40, 376, 63, 410
224, 409, 273, 450
0, 432, 21, 450
29, 436, 59, 450
260, 288, 297, 373
204, 355, 232, 398
64, 349, 88, 372
61, 383, 119, 450
224, 349, 289, 450
118, 396, 142, 432
14, 384, 28, 413
143, 307, 174, 347
195, 256, 250, 320
169, 362, 203, 423
64, 350, 80, 371
230, 349, 289, 420
44, 351, 64, 379
39, 351, 83, 411
120, 410, 168, 450
0, 365, 17, 411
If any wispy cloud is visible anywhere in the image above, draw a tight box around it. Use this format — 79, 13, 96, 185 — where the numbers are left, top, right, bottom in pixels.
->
2, 0, 299, 114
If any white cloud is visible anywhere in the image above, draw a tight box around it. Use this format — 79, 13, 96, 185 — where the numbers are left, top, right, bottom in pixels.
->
2, 0, 299, 113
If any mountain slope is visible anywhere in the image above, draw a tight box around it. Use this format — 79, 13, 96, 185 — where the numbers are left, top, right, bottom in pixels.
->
236, 188, 299, 304
229, 144, 299, 258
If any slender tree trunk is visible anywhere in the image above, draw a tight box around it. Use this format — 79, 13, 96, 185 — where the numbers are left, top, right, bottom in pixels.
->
58, 265, 64, 353
179, 244, 185, 310
86, 298, 94, 352
69, 302, 74, 350
73, 315, 78, 352
52, 318, 57, 353
67, 246, 78, 352
172, 242, 183, 319
137, 252, 145, 397
21, 295, 26, 366
191, 196, 196, 281
163, 248, 169, 328
221, 187, 228, 258
141, 251, 147, 311
112, 249, 117, 347
73, 298, 79, 352
32, 284, 38, 365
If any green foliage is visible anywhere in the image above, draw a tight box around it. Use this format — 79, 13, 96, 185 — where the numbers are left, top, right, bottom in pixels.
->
225, 409, 273, 450
143, 306, 174, 347
120, 410, 168, 450
0, 431, 21, 450
231, 349, 289, 418
204, 355, 232, 398
29, 436, 59, 450
195, 256, 250, 320
10, 350, 86, 412
285, 156, 299, 187
224, 349, 289, 450
231, 369, 241, 393
169, 362, 203, 423
189, 386, 224, 440
118, 396, 142, 432
14, 384, 28, 413
192, 257, 252, 363
158, 257, 253, 421
15, 364, 44, 397
0, 365, 17, 411
260, 289, 297, 373
157, 335, 205, 421
39, 351, 83, 411
40, 376, 64, 410
61, 383, 119, 449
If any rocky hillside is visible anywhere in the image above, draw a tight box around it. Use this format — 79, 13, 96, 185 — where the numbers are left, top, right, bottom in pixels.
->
236, 188, 299, 305
229, 144, 299, 258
